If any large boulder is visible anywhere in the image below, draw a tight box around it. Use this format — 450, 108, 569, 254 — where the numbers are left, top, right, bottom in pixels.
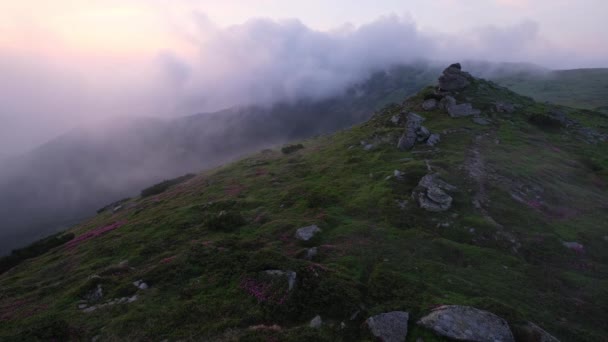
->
397, 113, 426, 151
366, 311, 410, 342
295, 225, 321, 241
438, 63, 473, 91
418, 305, 514, 342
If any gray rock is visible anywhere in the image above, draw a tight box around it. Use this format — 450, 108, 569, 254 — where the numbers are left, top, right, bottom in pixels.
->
439, 96, 456, 111
83, 306, 97, 313
391, 115, 401, 125
562, 241, 584, 253
295, 225, 321, 241
78, 303, 88, 309
448, 103, 481, 118
310, 315, 323, 329
394, 170, 405, 179
138, 282, 149, 290
513, 322, 560, 342
416, 126, 431, 142
422, 99, 438, 111
473, 117, 491, 125
366, 311, 409, 342
438, 64, 472, 91
127, 295, 138, 303
418, 305, 514, 342
419, 174, 457, 191
305, 247, 318, 260
133, 280, 142, 287
427, 133, 441, 147
415, 174, 456, 212
398, 113, 426, 150
287, 271, 297, 291
364, 144, 375, 151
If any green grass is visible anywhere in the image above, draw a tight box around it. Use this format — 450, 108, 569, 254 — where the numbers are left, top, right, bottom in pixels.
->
1, 76, 607, 341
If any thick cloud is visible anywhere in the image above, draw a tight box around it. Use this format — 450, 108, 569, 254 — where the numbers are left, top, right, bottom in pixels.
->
0, 13, 604, 158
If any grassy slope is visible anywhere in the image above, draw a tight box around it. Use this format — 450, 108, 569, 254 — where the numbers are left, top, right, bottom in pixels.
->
494, 68, 608, 113
1, 77, 607, 341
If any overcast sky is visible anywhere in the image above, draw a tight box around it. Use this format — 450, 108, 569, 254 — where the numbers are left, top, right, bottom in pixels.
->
1, 0, 607, 159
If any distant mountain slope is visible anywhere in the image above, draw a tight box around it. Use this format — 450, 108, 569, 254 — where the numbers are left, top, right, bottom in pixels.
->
0, 65, 437, 255
0, 64, 606, 341
493, 68, 608, 113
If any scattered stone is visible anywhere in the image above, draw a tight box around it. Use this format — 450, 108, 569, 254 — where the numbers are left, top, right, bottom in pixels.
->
127, 295, 138, 303
295, 225, 321, 241
305, 247, 318, 260
394, 170, 405, 179
310, 315, 323, 329
397, 113, 426, 151
118, 260, 129, 268
513, 321, 560, 342
495, 102, 516, 113
418, 174, 457, 191
83, 306, 97, 313
391, 115, 401, 125
138, 283, 149, 290
473, 117, 491, 125
427, 133, 441, 147
422, 99, 438, 111
438, 63, 473, 91
366, 311, 409, 342
562, 241, 584, 253
448, 102, 481, 118
78, 304, 88, 309
417, 305, 514, 342
364, 144, 375, 151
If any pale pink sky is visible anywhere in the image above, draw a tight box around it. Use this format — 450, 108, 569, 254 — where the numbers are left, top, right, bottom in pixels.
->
0, 0, 607, 158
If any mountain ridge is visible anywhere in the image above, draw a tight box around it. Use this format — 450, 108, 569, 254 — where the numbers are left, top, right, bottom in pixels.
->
1, 63, 606, 341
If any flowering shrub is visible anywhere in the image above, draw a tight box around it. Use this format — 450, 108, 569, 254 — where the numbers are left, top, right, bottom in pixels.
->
240, 278, 289, 305
65, 221, 126, 249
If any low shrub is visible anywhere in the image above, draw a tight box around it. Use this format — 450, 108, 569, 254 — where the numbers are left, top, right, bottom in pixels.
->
281, 144, 304, 154
0, 232, 74, 274
140, 173, 196, 197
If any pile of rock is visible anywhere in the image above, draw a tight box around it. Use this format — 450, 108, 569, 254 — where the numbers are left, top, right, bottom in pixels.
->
438, 63, 473, 92
397, 113, 441, 150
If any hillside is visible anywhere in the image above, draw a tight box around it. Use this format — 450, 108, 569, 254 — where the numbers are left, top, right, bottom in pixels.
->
0, 64, 437, 255
1, 64, 606, 341
493, 68, 608, 113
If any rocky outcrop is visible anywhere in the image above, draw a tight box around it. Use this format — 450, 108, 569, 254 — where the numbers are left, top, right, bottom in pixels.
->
414, 174, 456, 212
438, 63, 473, 92
295, 225, 321, 241
495, 102, 516, 114
366, 311, 409, 342
398, 113, 426, 150
418, 305, 514, 342
397, 113, 440, 150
